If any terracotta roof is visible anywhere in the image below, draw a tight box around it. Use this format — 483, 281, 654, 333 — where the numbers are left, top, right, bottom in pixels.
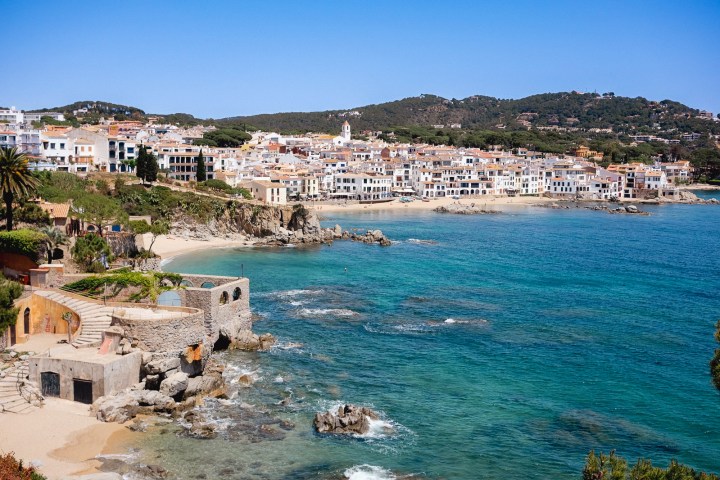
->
39, 202, 70, 219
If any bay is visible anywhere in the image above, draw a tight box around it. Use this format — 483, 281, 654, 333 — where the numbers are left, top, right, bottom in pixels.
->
150, 203, 720, 479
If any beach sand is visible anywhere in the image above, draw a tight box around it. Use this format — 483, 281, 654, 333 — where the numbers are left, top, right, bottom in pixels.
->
151, 196, 551, 260
0, 398, 137, 480
310, 195, 552, 213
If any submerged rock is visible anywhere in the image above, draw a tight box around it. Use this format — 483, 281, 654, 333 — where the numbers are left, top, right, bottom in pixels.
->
313, 404, 379, 435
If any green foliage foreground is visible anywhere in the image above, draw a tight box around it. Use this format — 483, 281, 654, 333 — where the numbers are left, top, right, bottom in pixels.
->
0, 452, 47, 480
0, 279, 24, 332
63, 269, 183, 302
583, 450, 719, 480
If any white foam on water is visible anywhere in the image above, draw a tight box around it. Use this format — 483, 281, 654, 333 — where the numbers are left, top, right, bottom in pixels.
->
344, 464, 397, 480
289, 300, 305, 306
407, 238, 438, 245
444, 318, 457, 324
359, 418, 396, 439
280, 289, 325, 297
298, 308, 358, 317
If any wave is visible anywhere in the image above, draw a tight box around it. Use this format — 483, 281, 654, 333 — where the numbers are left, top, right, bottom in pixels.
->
298, 308, 359, 317
344, 465, 397, 480
407, 238, 439, 245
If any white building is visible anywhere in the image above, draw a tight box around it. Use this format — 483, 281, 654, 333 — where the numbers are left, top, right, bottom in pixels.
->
0, 107, 23, 124
334, 173, 392, 201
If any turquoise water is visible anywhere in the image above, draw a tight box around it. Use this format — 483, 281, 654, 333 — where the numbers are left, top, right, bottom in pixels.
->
156, 203, 720, 479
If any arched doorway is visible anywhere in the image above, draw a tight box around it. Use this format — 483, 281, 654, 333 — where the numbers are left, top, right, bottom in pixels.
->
157, 291, 182, 307
24, 308, 30, 336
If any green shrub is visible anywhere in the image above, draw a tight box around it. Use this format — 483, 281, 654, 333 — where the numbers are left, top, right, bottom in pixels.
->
63, 269, 183, 302
201, 179, 232, 192
0, 229, 47, 262
0, 279, 23, 332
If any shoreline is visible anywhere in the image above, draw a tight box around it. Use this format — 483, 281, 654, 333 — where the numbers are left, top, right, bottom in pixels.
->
155, 192, 719, 263
0, 398, 138, 480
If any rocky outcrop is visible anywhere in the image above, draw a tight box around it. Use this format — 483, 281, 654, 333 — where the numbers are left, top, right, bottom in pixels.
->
608, 205, 650, 215
93, 389, 176, 423
344, 229, 392, 246
313, 404, 379, 435
159, 372, 189, 398
168, 202, 394, 247
434, 202, 500, 215
230, 330, 276, 351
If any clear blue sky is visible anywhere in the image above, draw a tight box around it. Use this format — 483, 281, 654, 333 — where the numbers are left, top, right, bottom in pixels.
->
3, 0, 719, 118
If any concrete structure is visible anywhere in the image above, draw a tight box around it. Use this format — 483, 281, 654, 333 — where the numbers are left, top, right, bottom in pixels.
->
28, 347, 142, 404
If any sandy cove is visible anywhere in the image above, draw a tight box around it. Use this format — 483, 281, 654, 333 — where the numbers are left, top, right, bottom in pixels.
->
150, 196, 552, 260
1, 338, 138, 480
0, 398, 136, 480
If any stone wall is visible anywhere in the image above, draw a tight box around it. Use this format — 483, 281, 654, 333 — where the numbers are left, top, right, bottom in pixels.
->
178, 275, 251, 345
111, 308, 205, 353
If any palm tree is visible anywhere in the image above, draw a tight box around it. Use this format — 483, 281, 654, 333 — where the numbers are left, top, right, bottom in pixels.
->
0, 147, 39, 231
40, 225, 69, 264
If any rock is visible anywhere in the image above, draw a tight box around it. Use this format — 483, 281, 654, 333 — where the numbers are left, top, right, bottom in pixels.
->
93, 389, 176, 423
259, 333, 276, 350
19, 354, 29, 361
159, 372, 189, 397
232, 330, 276, 351
350, 229, 392, 246
145, 357, 180, 375
238, 374, 254, 386
434, 202, 500, 215
138, 464, 168, 479
145, 374, 161, 390
333, 224, 342, 238
184, 373, 224, 399
313, 404, 379, 435
626, 205, 638, 213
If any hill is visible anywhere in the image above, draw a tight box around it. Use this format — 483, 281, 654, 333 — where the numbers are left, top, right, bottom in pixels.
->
220, 92, 719, 137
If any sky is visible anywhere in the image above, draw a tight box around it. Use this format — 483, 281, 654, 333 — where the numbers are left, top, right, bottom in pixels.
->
2, 0, 719, 118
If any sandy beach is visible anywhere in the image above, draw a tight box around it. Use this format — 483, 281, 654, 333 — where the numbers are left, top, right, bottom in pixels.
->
1, 338, 138, 480
0, 398, 136, 479
152, 235, 256, 261
306, 195, 551, 213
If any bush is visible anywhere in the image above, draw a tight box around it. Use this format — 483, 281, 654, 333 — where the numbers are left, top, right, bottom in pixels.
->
0, 229, 48, 263
0, 279, 23, 332
201, 179, 232, 192
0, 452, 46, 480
71, 233, 111, 272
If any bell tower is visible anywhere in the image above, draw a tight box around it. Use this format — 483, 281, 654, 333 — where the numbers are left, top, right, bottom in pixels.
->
342, 121, 351, 140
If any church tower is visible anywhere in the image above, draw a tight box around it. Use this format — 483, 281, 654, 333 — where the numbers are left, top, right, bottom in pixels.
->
341, 121, 351, 140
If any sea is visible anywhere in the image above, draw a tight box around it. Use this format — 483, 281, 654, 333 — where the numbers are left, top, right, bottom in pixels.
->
139, 193, 720, 480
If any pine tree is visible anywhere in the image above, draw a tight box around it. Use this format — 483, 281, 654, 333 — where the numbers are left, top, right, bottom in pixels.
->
136, 145, 148, 184
145, 148, 158, 183
196, 149, 207, 182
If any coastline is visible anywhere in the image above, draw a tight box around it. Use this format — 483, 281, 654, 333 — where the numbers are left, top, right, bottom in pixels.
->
306, 195, 552, 213
0, 398, 137, 480
153, 236, 257, 263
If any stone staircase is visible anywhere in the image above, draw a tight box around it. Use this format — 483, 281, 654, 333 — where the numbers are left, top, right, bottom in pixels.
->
34, 290, 115, 348
0, 359, 39, 414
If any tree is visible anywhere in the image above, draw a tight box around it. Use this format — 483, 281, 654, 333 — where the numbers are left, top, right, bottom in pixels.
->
711, 320, 720, 391
71, 233, 111, 272
145, 149, 158, 183
39, 225, 68, 264
72, 194, 128, 236
135, 146, 148, 184
196, 149, 207, 182
129, 219, 169, 254
0, 147, 39, 231
0, 279, 23, 335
